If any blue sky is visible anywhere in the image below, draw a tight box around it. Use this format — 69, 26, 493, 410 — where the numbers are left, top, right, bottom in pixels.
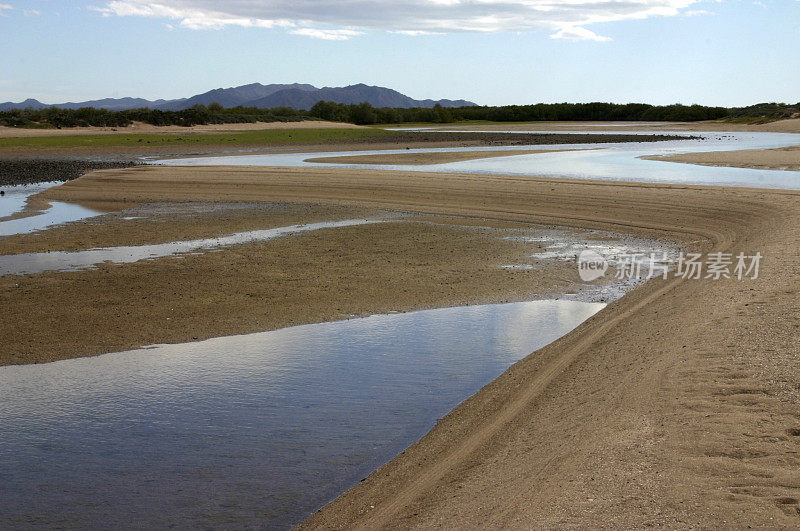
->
1, 0, 798, 106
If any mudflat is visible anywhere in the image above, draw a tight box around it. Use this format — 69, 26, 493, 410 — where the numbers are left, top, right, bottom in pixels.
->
0, 202, 595, 365
17, 163, 799, 525
644, 144, 800, 171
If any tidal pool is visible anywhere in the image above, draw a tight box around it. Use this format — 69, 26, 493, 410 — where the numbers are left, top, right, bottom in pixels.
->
0, 181, 101, 236
0, 299, 604, 529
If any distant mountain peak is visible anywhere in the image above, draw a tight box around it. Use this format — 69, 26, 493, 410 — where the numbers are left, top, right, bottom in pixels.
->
0, 83, 475, 112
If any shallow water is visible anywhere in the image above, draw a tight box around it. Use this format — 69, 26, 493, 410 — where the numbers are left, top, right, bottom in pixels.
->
0, 218, 387, 276
0, 182, 58, 219
159, 131, 800, 189
500, 225, 680, 301
0, 299, 603, 529
0, 181, 101, 236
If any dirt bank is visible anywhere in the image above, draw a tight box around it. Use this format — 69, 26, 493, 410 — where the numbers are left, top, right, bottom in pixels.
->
9, 164, 800, 526
643, 144, 800, 171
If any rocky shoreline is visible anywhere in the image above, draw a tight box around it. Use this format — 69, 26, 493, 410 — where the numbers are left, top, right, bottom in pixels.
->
0, 158, 141, 186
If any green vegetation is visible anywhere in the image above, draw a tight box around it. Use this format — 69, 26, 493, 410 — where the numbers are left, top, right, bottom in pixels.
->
1, 100, 797, 132
0, 128, 391, 149
310, 101, 729, 124
727, 102, 800, 122
0, 104, 307, 129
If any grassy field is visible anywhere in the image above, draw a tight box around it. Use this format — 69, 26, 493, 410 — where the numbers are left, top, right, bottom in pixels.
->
0, 128, 392, 149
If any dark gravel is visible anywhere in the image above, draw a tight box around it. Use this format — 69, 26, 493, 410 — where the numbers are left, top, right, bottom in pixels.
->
0, 159, 141, 186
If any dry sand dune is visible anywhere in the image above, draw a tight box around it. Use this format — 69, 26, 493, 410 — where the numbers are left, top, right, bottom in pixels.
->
28, 165, 800, 526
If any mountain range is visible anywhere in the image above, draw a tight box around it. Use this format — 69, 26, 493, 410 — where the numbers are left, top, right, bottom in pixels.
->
0, 83, 476, 112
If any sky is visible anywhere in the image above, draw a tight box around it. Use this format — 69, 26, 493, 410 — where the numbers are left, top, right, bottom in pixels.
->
0, 0, 798, 107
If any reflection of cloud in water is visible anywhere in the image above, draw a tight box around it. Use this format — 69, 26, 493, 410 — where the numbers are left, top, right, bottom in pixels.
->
0, 218, 389, 276
0, 299, 603, 529
0, 181, 103, 236
0, 181, 60, 218
0, 201, 101, 236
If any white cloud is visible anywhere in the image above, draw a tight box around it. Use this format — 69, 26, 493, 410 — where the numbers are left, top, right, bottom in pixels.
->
92, 0, 704, 41
0, 3, 12, 16
550, 26, 611, 42
290, 28, 364, 40
681, 9, 714, 16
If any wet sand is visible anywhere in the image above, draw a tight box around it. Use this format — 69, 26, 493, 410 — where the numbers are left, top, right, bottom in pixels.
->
1, 209, 585, 365
644, 144, 800, 171
6, 164, 800, 526
304, 148, 588, 165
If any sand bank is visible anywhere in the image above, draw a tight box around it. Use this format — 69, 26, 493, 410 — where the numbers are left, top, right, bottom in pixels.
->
304, 148, 587, 165
644, 144, 800, 171
0, 201, 602, 365
6, 165, 800, 526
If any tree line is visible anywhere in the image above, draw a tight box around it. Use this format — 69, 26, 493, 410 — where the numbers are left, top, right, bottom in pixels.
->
0, 103, 304, 128
1, 99, 795, 129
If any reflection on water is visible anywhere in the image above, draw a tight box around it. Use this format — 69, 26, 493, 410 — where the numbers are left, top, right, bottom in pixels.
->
0, 218, 387, 276
0, 181, 101, 236
0, 202, 101, 237
501, 226, 680, 302
0, 182, 58, 219
0, 299, 603, 529
159, 131, 800, 189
